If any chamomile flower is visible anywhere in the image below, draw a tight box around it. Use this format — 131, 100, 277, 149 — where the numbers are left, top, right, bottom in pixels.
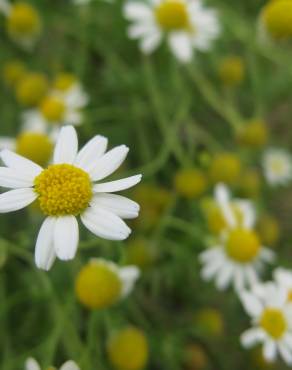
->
25, 358, 80, 370
274, 268, 292, 302
75, 258, 140, 309
0, 0, 42, 49
124, 0, 220, 63
199, 184, 274, 291
240, 283, 292, 365
262, 148, 292, 186
0, 126, 142, 270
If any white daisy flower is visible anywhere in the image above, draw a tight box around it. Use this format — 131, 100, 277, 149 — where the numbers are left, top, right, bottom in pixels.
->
274, 267, 292, 302
124, 0, 220, 63
262, 148, 292, 186
240, 283, 292, 365
0, 125, 142, 270
25, 358, 80, 370
199, 184, 274, 291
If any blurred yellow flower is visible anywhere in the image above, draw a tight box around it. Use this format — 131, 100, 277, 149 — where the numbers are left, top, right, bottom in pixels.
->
16, 132, 53, 166
218, 56, 245, 86
75, 259, 139, 309
16, 72, 49, 106
53, 73, 77, 92
174, 168, 208, 199
238, 119, 269, 148
184, 343, 208, 370
238, 169, 262, 198
209, 152, 241, 185
107, 327, 148, 370
2, 60, 26, 87
193, 308, 224, 337
261, 0, 292, 40
257, 214, 280, 247
125, 238, 156, 269
40, 96, 66, 123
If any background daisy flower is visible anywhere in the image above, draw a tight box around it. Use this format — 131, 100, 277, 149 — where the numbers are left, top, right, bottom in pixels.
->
25, 358, 80, 370
262, 148, 292, 186
124, 0, 220, 63
0, 125, 142, 270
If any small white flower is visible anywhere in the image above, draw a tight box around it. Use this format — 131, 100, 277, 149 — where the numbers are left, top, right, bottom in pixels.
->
199, 184, 274, 291
124, 0, 220, 63
274, 267, 292, 302
263, 148, 292, 186
240, 283, 292, 365
0, 125, 142, 270
25, 358, 80, 370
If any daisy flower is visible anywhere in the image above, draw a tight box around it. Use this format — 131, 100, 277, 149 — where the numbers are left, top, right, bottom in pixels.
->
199, 184, 274, 291
274, 267, 292, 302
240, 283, 292, 365
0, 0, 42, 49
0, 125, 142, 270
25, 358, 79, 370
124, 0, 220, 63
262, 148, 292, 186
75, 258, 140, 309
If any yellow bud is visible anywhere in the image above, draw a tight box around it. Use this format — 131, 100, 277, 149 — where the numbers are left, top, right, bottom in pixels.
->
209, 152, 241, 185
184, 343, 208, 370
75, 260, 122, 309
53, 72, 77, 91
2, 60, 26, 87
193, 308, 224, 337
107, 327, 148, 370
257, 214, 280, 247
40, 96, 66, 122
125, 238, 156, 269
16, 72, 49, 106
218, 56, 245, 86
238, 169, 262, 198
238, 120, 269, 148
16, 132, 53, 166
261, 0, 292, 40
174, 168, 208, 198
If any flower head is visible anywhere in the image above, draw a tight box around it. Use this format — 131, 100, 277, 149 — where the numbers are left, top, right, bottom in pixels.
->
218, 56, 245, 87
75, 258, 140, 309
240, 283, 292, 365
0, 126, 142, 270
274, 268, 292, 302
262, 148, 292, 186
238, 119, 269, 149
209, 152, 241, 185
25, 358, 80, 370
124, 0, 220, 63
174, 167, 208, 198
16, 72, 49, 106
2, 59, 26, 88
199, 184, 274, 291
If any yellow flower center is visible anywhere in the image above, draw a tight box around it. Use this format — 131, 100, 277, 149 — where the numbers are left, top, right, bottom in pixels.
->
238, 120, 269, 148
155, 0, 190, 31
16, 72, 48, 106
262, 0, 292, 40
218, 56, 245, 86
54, 73, 76, 91
75, 260, 122, 309
288, 290, 292, 302
34, 164, 92, 216
40, 96, 66, 122
225, 228, 261, 263
209, 153, 241, 185
174, 168, 208, 199
260, 308, 287, 339
7, 2, 41, 36
270, 158, 286, 175
16, 132, 53, 166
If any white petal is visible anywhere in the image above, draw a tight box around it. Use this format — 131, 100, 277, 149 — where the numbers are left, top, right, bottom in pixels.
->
168, 32, 193, 63
278, 344, 292, 365
215, 263, 234, 290
0, 137, 15, 151
93, 174, 142, 193
0, 0, 11, 15
200, 253, 225, 281
0, 188, 37, 213
199, 247, 222, 263
81, 207, 131, 241
60, 361, 80, 370
234, 268, 245, 292
215, 183, 236, 228
140, 31, 162, 53
89, 145, 129, 181
25, 358, 40, 370
35, 217, 56, 271
0, 149, 42, 178
91, 193, 140, 219
118, 266, 140, 297
263, 340, 277, 362
235, 200, 256, 229
0, 167, 34, 188
74, 135, 108, 171
240, 328, 265, 348
54, 216, 79, 260
244, 265, 259, 288
53, 126, 78, 164
240, 291, 263, 318
124, 2, 153, 20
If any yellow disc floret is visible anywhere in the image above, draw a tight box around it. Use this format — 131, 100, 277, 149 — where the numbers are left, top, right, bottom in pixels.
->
7, 2, 42, 37
155, 0, 190, 31
16, 132, 53, 166
16, 72, 48, 106
262, 0, 292, 40
209, 152, 241, 185
174, 168, 208, 198
238, 120, 269, 148
107, 327, 148, 370
218, 56, 245, 86
75, 260, 122, 309
53, 73, 76, 91
225, 228, 261, 263
34, 164, 92, 216
2, 60, 26, 88
40, 96, 66, 122
260, 308, 287, 339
